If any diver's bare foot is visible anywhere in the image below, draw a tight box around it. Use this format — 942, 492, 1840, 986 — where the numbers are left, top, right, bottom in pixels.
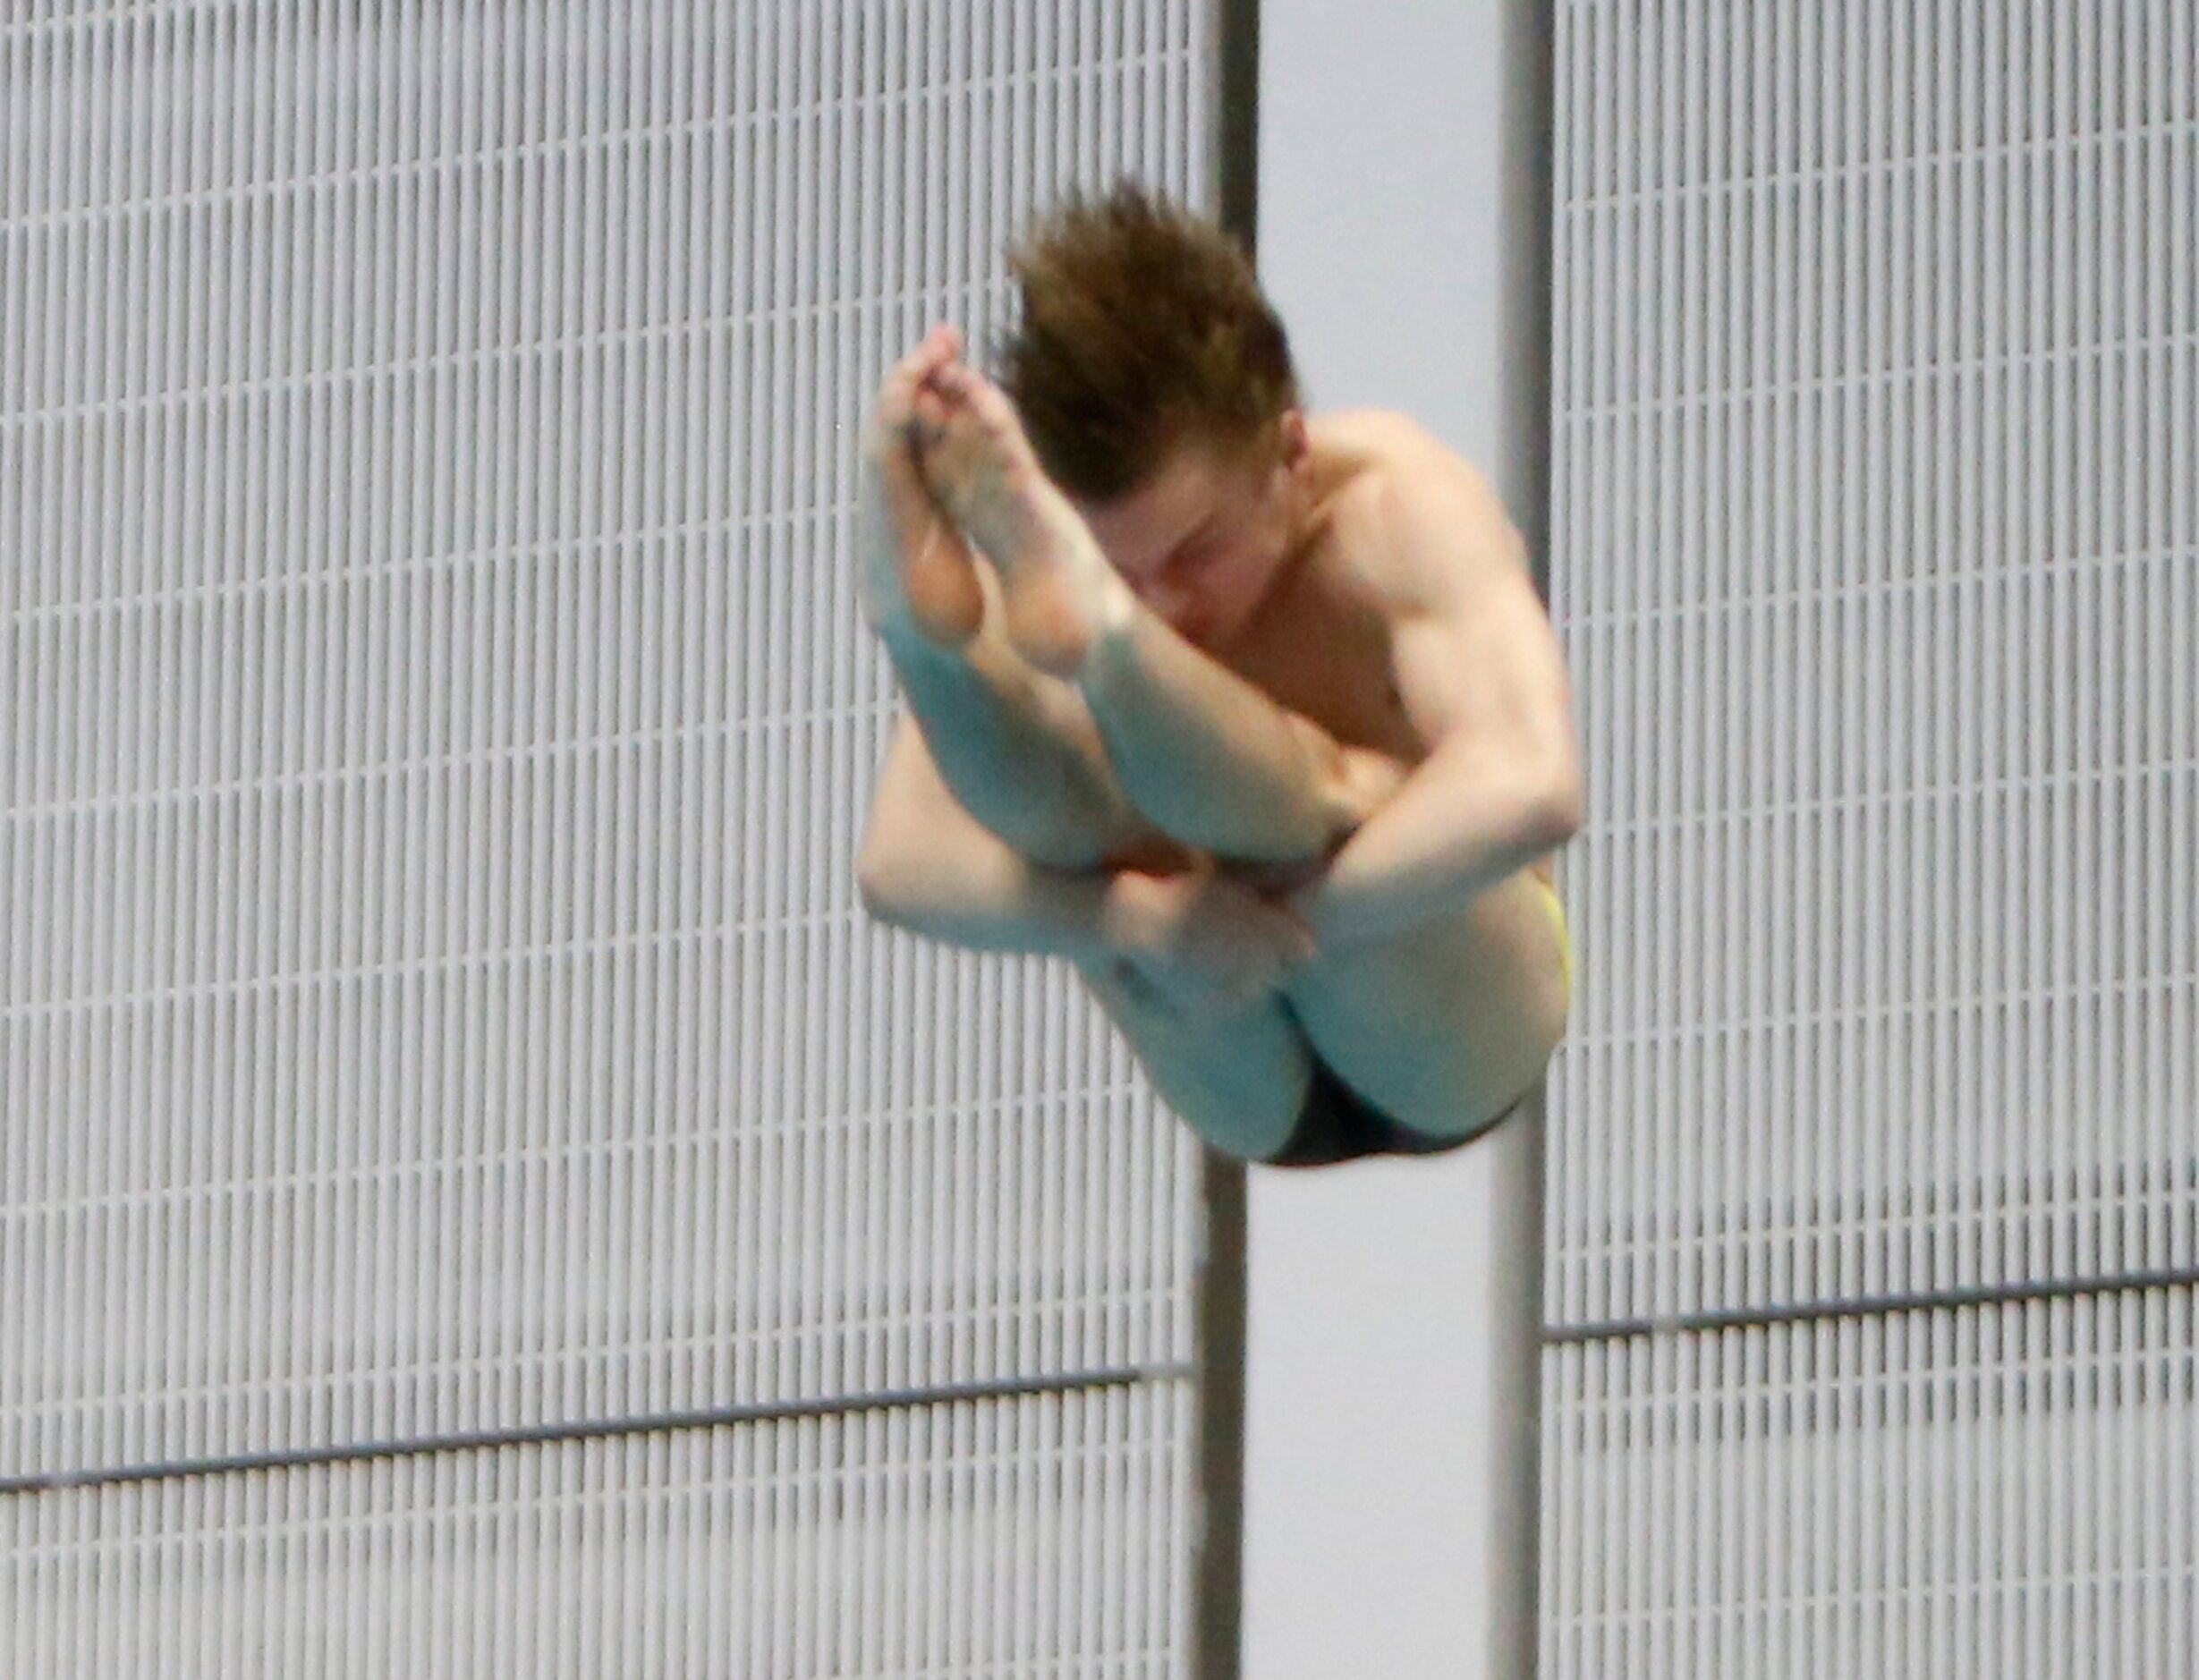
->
906, 361, 1129, 677
858, 327, 986, 648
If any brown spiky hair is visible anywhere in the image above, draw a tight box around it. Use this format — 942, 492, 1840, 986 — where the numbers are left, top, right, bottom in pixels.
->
996, 182, 1302, 501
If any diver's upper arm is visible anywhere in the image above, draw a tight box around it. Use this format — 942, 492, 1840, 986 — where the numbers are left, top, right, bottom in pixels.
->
1376, 462, 1581, 812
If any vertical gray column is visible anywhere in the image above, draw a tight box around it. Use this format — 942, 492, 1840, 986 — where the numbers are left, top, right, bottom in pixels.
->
1245, 6, 1554, 1676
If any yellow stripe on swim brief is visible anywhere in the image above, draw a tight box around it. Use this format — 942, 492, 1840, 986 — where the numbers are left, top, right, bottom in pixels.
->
1537, 878, 1574, 1003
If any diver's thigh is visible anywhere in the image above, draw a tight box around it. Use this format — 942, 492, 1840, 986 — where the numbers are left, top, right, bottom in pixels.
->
1074, 959, 1315, 1162
1284, 875, 1567, 1142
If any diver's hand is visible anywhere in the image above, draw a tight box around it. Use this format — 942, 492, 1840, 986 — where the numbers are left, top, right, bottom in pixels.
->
1100, 864, 1316, 1016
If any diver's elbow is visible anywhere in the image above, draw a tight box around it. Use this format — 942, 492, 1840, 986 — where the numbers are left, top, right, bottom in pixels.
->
1525, 767, 1584, 851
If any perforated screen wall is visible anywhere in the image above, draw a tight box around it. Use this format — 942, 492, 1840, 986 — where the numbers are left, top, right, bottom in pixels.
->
0, 3, 1218, 1673
1543, 3, 2197, 1672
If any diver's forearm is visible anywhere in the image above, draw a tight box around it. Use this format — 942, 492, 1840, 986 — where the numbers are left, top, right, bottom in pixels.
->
1287, 740, 1579, 949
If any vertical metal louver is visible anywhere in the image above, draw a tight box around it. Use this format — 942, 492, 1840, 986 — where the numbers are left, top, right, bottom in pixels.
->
2, 3, 1219, 1672
1544, 2, 2197, 1672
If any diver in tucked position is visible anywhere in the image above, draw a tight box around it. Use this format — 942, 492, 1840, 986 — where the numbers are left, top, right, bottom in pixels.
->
855, 184, 1580, 1167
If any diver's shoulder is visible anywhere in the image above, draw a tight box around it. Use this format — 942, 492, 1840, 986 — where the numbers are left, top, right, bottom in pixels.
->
1308, 410, 1493, 511
1310, 407, 1442, 462
1308, 407, 1469, 462
1307, 412, 1523, 599
1311, 411, 1493, 522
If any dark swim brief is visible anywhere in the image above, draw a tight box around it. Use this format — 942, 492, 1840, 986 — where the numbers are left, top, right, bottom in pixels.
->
1258, 1057, 1526, 1168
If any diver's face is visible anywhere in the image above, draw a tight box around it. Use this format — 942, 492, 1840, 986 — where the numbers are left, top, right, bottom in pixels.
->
1074, 416, 1310, 655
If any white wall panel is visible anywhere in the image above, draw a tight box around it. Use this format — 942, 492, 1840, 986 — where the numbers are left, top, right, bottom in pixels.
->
1544, 1294, 2198, 1680
2, 0, 1219, 1671
1547, 0, 2197, 1325
1, 1385, 1192, 1680
1547, 2, 2198, 1672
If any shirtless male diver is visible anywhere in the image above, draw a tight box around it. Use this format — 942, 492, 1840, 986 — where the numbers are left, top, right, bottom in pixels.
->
855, 186, 1580, 1167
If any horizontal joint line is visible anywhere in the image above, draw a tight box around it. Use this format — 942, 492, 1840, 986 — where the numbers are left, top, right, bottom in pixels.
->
0, 1364, 1194, 1498
1544, 1268, 2199, 1345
